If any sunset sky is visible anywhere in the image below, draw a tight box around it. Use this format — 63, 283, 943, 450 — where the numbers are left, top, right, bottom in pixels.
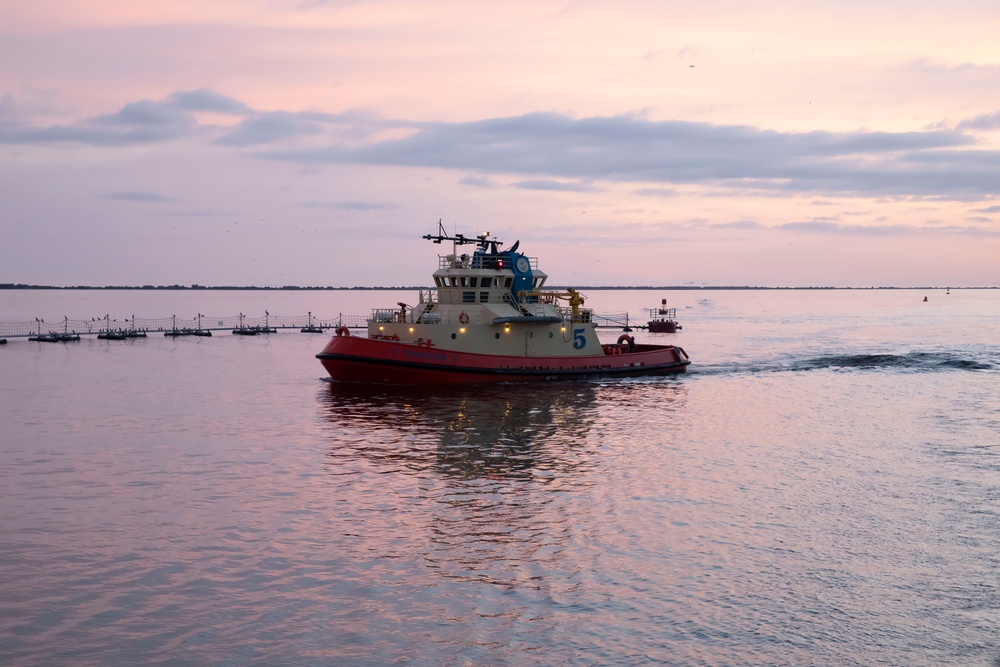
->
2, 0, 999, 287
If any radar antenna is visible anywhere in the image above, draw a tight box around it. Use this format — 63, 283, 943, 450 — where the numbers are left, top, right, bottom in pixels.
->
423, 220, 504, 253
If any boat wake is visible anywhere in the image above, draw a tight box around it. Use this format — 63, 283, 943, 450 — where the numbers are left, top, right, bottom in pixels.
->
693, 351, 994, 376
791, 352, 994, 372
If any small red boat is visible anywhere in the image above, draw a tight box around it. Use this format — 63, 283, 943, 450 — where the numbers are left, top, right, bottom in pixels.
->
647, 298, 682, 333
317, 225, 691, 384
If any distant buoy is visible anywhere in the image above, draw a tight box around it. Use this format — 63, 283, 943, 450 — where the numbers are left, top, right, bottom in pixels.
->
923, 296, 928, 302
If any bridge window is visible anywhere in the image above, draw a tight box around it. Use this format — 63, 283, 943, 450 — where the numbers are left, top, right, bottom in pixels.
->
480, 291, 489, 302
462, 291, 475, 303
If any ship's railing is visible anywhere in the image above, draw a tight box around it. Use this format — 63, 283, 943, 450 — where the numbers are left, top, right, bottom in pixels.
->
437, 254, 538, 271
371, 308, 406, 324
649, 307, 677, 319
376, 308, 462, 326
504, 292, 534, 316
592, 312, 631, 328
519, 302, 550, 318
560, 307, 594, 323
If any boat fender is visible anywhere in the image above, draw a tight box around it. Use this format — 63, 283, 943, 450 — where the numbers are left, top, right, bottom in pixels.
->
459, 311, 470, 324
336, 326, 350, 337
617, 334, 635, 353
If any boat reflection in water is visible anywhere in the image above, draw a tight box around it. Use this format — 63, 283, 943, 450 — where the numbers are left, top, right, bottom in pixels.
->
315, 379, 688, 594
318, 380, 601, 481
317, 381, 619, 592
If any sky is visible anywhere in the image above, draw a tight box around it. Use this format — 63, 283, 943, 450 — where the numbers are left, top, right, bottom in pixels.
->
2, 0, 999, 288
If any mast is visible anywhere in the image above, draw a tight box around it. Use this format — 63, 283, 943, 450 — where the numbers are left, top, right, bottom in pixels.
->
423, 221, 504, 254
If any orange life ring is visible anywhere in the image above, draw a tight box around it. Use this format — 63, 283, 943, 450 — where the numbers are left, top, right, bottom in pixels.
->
458, 311, 469, 324
617, 334, 635, 353
336, 326, 350, 337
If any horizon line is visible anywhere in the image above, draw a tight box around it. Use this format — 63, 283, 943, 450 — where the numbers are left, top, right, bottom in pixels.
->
1, 283, 992, 291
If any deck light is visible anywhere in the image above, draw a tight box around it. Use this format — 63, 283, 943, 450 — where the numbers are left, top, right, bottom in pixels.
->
459, 327, 466, 333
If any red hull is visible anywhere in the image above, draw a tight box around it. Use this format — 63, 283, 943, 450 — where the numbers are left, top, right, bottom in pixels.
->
317, 334, 690, 384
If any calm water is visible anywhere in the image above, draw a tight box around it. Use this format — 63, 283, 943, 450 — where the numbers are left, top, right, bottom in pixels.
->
1, 289, 998, 666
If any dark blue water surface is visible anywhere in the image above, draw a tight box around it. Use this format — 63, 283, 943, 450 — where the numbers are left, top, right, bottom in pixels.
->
1, 289, 998, 666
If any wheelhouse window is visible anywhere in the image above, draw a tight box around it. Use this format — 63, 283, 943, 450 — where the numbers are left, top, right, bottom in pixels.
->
480, 291, 489, 302
462, 291, 475, 303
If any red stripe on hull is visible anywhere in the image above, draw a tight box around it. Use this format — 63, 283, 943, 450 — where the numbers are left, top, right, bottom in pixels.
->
316, 335, 689, 384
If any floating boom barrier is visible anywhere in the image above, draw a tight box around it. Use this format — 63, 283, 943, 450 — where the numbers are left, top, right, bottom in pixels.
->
0, 312, 365, 340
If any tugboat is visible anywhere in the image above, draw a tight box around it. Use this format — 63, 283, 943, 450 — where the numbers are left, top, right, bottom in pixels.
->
647, 298, 682, 333
317, 225, 691, 384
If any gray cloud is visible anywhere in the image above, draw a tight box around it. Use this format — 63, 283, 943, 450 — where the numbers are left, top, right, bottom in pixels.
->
635, 187, 679, 198
167, 88, 250, 114
712, 220, 763, 230
781, 220, 920, 235
216, 111, 327, 146
105, 191, 175, 203
260, 112, 994, 199
780, 219, 1000, 236
956, 111, 1000, 131
6, 91, 1000, 202
0, 95, 200, 146
458, 175, 499, 188
511, 179, 600, 192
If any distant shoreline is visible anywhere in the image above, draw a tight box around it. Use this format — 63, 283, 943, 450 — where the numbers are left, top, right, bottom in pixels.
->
1, 283, 991, 291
